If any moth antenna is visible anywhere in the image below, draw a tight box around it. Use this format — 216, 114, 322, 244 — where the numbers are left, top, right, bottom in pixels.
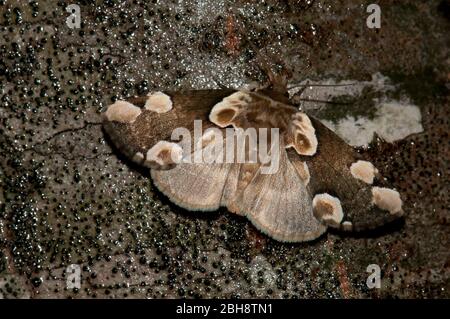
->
295, 98, 355, 105
292, 98, 355, 113
287, 82, 360, 89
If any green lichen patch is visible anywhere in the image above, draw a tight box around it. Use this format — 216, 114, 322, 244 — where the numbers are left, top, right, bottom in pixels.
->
383, 67, 448, 106
316, 86, 380, 123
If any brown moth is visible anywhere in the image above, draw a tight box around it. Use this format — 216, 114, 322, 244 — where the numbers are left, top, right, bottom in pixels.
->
102, 80, 404, 242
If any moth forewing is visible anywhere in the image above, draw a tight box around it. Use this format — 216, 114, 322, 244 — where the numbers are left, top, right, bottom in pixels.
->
303, 117, 404, 231
102, 90, 235, 169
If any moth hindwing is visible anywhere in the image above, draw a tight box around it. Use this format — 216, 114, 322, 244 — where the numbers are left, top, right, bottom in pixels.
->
102, 89, 404, 242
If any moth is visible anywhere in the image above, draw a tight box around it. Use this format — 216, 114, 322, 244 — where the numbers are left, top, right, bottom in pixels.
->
102, 77, 404, 242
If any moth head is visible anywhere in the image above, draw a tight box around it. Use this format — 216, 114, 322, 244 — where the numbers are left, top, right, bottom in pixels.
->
256, 56, 291, 104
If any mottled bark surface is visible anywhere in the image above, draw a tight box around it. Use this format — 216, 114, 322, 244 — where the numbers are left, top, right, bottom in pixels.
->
0, 0, 448, 298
